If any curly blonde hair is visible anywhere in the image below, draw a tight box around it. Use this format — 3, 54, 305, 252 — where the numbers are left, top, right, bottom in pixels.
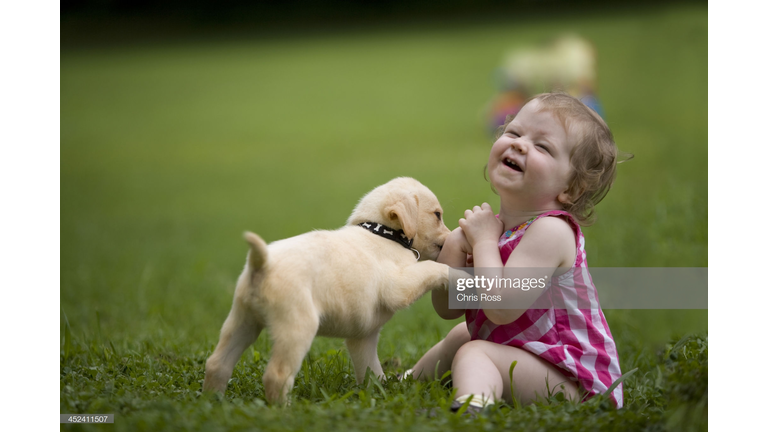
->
494, 92, 629, 226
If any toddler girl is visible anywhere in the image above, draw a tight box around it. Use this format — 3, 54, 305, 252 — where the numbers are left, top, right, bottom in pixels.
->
409, 92, 624, 413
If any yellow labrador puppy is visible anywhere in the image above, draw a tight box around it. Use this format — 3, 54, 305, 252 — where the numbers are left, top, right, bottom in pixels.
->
203, 177, 451, 404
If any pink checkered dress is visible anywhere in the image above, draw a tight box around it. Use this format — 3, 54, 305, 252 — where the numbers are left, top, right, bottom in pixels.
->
465, 210, 623, 407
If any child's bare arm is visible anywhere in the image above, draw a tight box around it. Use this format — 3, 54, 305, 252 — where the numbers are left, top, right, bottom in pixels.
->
431, 227, 471, 320
483, 217, 576, 325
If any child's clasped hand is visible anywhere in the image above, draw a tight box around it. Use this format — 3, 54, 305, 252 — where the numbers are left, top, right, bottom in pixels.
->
458, 202, 505, 248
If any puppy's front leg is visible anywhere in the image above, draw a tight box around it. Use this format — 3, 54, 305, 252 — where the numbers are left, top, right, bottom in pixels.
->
346, 331, 385, 383
382, 261, 450, 310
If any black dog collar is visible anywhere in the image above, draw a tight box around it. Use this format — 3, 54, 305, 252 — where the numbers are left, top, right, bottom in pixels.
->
357, 222, 419, 259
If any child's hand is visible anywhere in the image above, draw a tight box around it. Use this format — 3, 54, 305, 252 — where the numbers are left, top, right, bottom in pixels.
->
436, 227, 473, 268
450, 227, 473, 256
446, 227, 474, 267
458, 203, 505, 248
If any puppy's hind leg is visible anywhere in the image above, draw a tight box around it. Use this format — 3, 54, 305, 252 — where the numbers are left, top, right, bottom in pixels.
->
346, 331, 385, 384
203, 301, 262, 394
263, 306, 319, 405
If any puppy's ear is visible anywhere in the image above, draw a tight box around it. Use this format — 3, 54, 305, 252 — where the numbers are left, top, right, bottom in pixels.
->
384, 193, 419, 239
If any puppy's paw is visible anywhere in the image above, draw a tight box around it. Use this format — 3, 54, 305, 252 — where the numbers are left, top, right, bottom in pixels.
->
419, 260, 451, 290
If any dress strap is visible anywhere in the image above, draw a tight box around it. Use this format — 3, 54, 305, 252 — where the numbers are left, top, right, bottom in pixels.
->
499, 216, 536, 241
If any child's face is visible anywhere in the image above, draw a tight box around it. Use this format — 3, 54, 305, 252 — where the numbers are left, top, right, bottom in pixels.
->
488, 99, 576, 211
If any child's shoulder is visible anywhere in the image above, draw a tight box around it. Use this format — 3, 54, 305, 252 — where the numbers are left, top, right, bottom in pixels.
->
515, 214, 577, 270
525, 215, 576, 244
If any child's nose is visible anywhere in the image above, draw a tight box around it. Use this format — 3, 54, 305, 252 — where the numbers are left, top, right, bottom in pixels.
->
510, 140, 528, 154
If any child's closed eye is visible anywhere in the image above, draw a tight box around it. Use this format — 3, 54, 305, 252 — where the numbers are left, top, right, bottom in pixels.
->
536, 144, 551, 154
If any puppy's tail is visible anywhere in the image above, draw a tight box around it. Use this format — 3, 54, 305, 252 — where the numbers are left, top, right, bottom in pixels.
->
244, 231, 269, 272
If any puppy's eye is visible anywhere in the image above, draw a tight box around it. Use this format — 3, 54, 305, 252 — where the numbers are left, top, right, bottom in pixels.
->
435, 212, 442, 221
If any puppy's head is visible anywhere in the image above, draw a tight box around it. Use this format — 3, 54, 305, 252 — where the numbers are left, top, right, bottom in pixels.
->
347, 177, 451, 261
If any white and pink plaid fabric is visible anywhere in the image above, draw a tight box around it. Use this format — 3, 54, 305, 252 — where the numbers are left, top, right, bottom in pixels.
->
465, 210, 623, 408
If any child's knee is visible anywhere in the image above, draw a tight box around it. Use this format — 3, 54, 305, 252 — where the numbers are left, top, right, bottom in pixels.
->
447, 322, 469, 338
445, 322, 471, 350
453, 339, 490, 365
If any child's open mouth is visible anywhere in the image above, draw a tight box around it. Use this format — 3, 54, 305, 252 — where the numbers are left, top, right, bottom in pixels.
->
503, 158, 523, 172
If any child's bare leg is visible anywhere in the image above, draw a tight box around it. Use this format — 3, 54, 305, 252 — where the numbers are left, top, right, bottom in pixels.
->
409, 322, 471, 381
452, 340, 579, 405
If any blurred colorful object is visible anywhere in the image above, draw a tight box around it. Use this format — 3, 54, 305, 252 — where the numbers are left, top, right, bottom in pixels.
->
487, 35, 604, 134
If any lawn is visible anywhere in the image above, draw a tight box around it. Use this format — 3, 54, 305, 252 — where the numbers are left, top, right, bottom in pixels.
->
61, 3, 707, 430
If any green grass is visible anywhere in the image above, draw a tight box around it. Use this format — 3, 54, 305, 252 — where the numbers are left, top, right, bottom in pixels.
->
61, 4, 707, 430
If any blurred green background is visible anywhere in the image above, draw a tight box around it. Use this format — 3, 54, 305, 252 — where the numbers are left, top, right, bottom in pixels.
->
61, 0, 707, 402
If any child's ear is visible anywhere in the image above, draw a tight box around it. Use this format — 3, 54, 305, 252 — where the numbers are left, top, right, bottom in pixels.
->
558, 184, 584, 206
